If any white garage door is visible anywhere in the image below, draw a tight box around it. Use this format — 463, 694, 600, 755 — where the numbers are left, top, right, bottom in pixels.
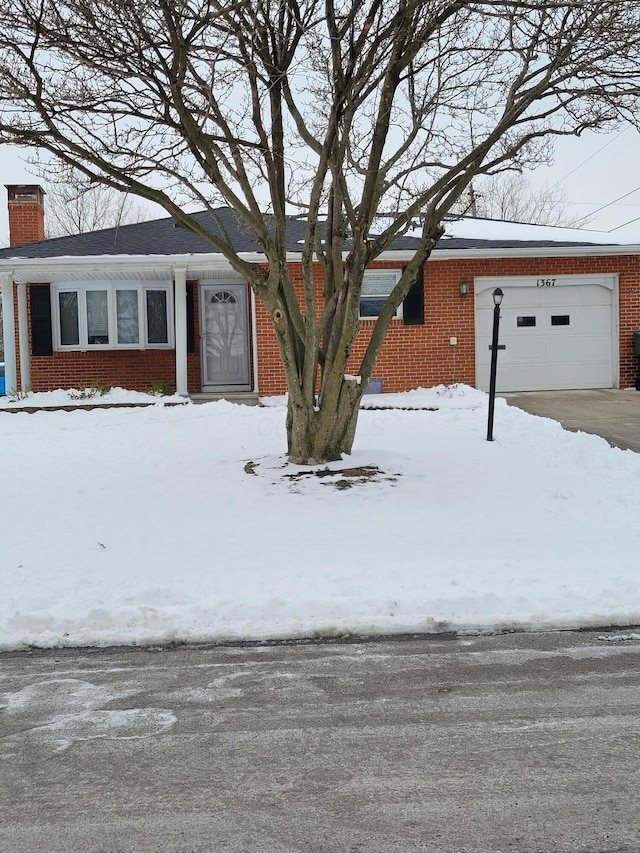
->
475, 274, 617, 392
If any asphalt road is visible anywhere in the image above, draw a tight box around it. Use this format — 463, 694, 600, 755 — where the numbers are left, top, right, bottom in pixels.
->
1, 631, 640, 853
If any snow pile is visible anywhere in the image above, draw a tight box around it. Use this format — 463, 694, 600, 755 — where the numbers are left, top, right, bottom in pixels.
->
1, 386, 640, 650
0, 386, 187, 409
361, 384, 488, 409
260, 383, 486, 410
597, 634, 640, 642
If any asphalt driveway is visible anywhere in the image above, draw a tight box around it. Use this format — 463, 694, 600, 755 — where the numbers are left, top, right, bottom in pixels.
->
500, 388, 640, 452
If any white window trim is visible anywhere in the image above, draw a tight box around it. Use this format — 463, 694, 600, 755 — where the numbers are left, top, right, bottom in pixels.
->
359, 269, 403, 320
52, 281, 175, 351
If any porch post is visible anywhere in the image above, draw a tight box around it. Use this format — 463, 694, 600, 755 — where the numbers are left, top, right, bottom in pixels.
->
1, 273, 17, 395
17, 282, 30, 391
173, 266, 188, 396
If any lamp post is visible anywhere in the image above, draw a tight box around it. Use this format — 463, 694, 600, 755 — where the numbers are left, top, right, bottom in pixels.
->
486, 287, 504, 442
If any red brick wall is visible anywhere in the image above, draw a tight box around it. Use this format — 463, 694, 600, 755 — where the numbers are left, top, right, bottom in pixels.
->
614, 256, 640, 387
10, 253, 640, 394
23, 283, 202, 393
255, 254, 640, 394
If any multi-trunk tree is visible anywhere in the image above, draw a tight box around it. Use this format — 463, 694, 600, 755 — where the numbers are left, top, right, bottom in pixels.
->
1, 0, 640, 462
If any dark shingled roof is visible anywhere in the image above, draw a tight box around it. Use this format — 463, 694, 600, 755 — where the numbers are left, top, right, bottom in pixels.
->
0, 207, 615, 260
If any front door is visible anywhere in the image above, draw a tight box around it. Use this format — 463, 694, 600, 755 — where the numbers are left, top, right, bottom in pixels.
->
200, 283, 251, 389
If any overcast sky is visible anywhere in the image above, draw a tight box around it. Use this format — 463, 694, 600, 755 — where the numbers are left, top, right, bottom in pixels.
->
2, 125, 640, 246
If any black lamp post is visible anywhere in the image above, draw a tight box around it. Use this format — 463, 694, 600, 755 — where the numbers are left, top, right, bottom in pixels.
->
486, 287, 504, 442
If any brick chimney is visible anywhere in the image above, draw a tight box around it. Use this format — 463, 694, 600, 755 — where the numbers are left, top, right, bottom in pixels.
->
5, 184, 46, 246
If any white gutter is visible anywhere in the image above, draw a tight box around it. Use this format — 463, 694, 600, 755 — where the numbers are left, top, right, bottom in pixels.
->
378, 244, 640, 262
2, 243, 640, 282
0, 253, 270, 282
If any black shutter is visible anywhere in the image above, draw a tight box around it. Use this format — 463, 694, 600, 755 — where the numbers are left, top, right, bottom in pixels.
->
186, 282, 196, 353
403, 265, 424, 325
30, 284, 53, 356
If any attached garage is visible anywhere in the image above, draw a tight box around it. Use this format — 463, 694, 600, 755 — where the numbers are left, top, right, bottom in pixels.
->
475, 274, 618, 392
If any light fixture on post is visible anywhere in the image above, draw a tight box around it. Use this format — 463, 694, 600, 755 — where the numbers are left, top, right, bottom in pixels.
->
486, 287, 504, 441
459, 279, 470, 299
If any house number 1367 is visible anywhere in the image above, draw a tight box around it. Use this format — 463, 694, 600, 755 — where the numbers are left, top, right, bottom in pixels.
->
536, 278, 556, 287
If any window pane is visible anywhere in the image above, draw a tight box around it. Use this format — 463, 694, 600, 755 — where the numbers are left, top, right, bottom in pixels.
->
117, 290, 139, 344
361, 271, 400, 317
59, 292, 79, 346
86, 290, 109, 345
360, 297, 387, 317
362, 272, 397, 297
146, 290, 168, 344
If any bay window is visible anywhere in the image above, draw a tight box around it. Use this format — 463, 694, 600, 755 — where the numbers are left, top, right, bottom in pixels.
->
54, 282, 174, 350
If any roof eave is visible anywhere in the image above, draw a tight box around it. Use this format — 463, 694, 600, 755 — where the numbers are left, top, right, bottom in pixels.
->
0, 252, 269, 283
1, 242, 640, 284
379, 244, 640, 261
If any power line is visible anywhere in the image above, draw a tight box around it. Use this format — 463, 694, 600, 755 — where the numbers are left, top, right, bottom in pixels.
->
565, 202, 640, 207
609, 213, 640, 232
548, 127, 629, 190
574, 184, 640, 226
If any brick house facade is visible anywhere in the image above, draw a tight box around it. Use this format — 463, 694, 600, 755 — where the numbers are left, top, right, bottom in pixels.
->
2, 185, 639, 397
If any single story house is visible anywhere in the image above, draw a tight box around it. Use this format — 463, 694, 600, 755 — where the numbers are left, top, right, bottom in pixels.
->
1, 184, 639, 398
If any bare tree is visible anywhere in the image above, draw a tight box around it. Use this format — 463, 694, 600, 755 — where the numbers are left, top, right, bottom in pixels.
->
1, 0, 639, 462
45, 172, 155, 237
457, 174, 585, 226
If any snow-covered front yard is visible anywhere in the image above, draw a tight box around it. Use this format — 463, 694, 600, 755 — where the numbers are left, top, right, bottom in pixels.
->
1, 385, 640, 650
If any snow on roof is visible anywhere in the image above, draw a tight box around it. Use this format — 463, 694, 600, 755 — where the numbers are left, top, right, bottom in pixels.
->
442, 216, 639, 245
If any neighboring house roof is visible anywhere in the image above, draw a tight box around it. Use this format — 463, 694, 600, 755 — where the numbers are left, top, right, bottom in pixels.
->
0, 207, 621, 261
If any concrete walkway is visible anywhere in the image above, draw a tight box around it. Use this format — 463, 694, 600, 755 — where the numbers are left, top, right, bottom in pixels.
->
501, 388, 640, 452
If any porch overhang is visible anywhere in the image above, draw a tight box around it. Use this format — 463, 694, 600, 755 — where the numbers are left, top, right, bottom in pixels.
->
0, 252, 261, 397
0, 251, 265, 284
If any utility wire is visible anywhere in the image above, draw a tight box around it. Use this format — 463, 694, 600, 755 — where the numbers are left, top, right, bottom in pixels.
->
548, 127, 629, 190
565, 202, 640, 207
544, 126, 635, 227
574, 184, 640, 227
609, 213, 640, 232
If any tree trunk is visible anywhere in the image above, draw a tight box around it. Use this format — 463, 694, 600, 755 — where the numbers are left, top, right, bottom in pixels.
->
286, 378, 364, 465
